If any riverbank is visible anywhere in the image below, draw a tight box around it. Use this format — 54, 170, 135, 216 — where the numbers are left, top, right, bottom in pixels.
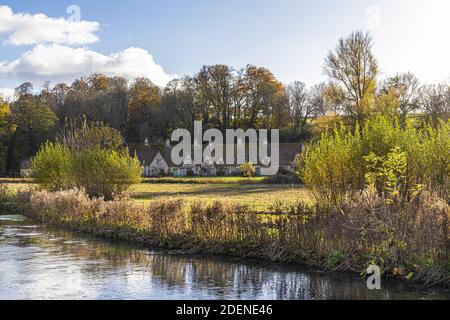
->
1, 187, 449, 289
3, 214, 448, 300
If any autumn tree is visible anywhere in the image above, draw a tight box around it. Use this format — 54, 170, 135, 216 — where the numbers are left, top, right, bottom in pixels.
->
195, 65, 235, 131
324, 31, 378, 125
242, 65, 287, 129
126, 77, 161, 143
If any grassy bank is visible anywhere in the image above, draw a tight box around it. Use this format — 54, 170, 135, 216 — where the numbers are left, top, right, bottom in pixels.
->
1, 186, 448, 288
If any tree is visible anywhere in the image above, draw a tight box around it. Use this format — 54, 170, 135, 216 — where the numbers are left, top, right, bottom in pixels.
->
242, 65, 287, 129
418, 84, 449, 128
58, 118, 124, 152
195, 65, 235, 131
161, 77, 200, 135
379, 72, 420, 126
324, 31, 378, 125
287, 82, 324, 135
126, 78, 161, 143
0, 98, 11, 172
7, 84, 57, 172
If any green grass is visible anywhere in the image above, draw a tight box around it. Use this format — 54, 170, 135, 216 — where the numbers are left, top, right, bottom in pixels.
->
131, 182, 311, 211
0, 177, 311, 212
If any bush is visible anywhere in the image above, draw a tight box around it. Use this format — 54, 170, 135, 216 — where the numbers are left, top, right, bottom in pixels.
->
299, 123, 364, 204
31, 142, 142, 200
72, 147, 142, 200
299, 115, 450, 204
240, 162, 256, 177
31, 142, 74, 191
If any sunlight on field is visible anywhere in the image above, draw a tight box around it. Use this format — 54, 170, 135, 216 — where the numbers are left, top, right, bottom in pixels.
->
0, 178, 312, 212
131, 182, 311, 211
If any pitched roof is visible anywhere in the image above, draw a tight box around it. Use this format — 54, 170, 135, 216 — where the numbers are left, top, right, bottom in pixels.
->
129, 143, 303, 167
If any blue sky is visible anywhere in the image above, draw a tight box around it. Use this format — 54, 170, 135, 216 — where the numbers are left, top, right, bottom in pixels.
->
0, 0, 449, 98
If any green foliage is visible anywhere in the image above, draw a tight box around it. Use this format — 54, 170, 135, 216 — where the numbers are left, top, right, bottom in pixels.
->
0, 100, 11, 172
31, 140, 142, 200
299, 115, 450, 204
299, 123, 364, 204
72, 147, 142, 200
240, 162, 256, 177
8, 93, 57, 172
31, 142, 74, 191
364, 147, 407, 202
325, 250, 345, 270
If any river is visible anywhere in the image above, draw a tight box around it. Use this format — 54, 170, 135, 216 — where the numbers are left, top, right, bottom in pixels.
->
0, 215, 448, 300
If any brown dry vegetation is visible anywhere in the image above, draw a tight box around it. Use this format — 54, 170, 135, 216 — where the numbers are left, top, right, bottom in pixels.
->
2, 187, 448, 287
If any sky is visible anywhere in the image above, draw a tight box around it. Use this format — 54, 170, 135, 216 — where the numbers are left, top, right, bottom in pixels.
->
0, 0, 449, 100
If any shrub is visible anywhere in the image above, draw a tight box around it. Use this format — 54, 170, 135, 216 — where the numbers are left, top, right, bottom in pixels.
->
299, 123, 364, 204
299, 115, 450, 204
240, 162, 256, 177
72, 147, 142, 200
32, 142, 142, 200
59, 118, 124, 152
31, 142, 74, 191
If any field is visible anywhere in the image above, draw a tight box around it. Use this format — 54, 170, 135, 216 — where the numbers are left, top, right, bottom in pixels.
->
0, 177, 311, 212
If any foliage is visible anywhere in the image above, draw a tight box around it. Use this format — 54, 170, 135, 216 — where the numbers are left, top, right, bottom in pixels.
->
324, 31, 378, 125
299, 123, 364, 204
299, 115, 450, 204
71, 147, 142, 200
0, 99, 11, 172
8, 91, 57, 172
30, 142, 74, 191
58, 118, 124, 151
240, 162, 256, 177
31, 138, 142, 200
364, 147, 407, 202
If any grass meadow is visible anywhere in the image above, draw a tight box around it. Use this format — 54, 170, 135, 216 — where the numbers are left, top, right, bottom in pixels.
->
0, 177, 311, 212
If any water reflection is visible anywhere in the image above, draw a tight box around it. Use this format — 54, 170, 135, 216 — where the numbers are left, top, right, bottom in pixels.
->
0, 215, 448, 300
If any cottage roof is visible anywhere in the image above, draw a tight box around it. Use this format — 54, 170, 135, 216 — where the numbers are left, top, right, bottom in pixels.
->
130, 143, 303, 167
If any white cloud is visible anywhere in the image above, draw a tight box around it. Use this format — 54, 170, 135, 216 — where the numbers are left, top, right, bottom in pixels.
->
0, 5, 99, 46
0, 88, 15, 102
0, 44, 175, 87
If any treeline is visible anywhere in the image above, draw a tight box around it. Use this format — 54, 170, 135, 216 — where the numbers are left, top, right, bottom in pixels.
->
0, 31, 449, 174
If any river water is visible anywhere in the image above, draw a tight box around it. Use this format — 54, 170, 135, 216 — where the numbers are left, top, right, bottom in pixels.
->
0, 215, 448, 300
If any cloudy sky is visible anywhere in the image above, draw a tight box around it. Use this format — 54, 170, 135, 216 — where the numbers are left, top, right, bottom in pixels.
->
0, 0, 449, 100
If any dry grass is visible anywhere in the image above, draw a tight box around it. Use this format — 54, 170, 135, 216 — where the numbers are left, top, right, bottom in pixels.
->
3, 186, 447, 287
0, 178, 311, 211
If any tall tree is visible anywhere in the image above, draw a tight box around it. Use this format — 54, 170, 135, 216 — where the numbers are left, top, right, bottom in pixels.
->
195, 65, 235, 131
7, 83, 57, 172
242, 65, 287, 129
324, 31, 378, 125
126, 77, 161, 143
0, 98, 11, 172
